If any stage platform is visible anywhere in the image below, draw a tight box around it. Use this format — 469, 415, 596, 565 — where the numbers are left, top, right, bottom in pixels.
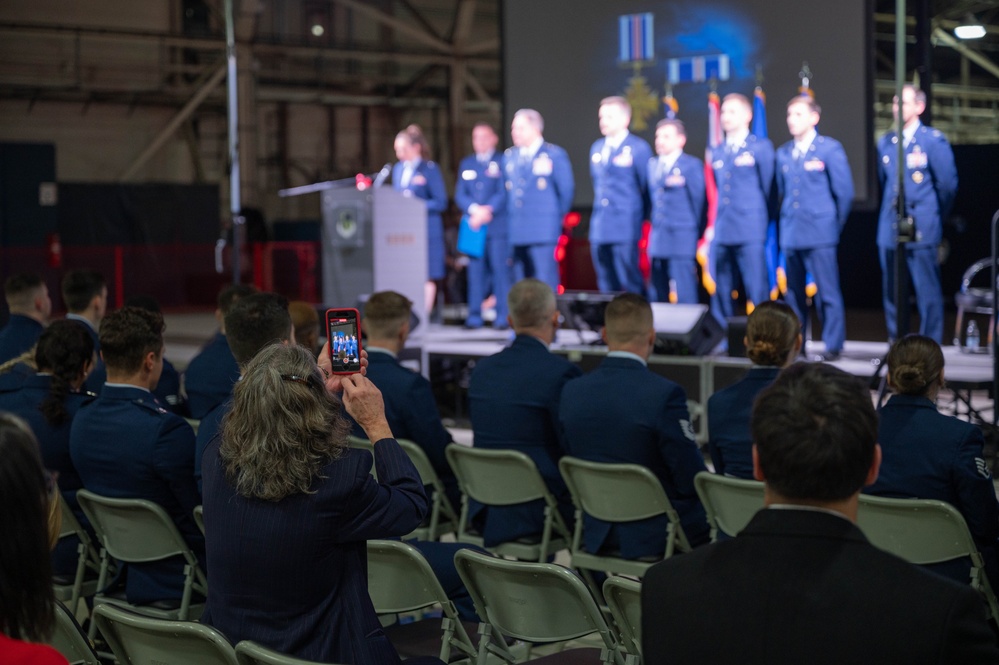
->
162, 315, 996, 441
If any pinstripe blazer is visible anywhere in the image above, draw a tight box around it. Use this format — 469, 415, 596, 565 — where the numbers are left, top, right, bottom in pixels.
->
201, 436, 429, 665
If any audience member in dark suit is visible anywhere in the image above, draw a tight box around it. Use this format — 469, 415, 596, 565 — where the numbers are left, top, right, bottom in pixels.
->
643, 362, 999, 664
0, 321, 95, 576
350, 290, 458, 508
124, 295, 188, 415
865, 334, 999, 588
560, 293, 709, 555
62, 270, 107, 395
201, 343, 441, 665
193, 292, 294, 493
0, 413, 72, 665
468, 278, 581, 545
707, 301, 801, 479
70, 307, 203, 606
393, 123, 449, 317
184, 283, 256, 419
0, 273, 51, 365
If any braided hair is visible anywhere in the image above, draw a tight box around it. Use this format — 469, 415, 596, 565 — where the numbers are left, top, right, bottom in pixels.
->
35, 321, 94, 427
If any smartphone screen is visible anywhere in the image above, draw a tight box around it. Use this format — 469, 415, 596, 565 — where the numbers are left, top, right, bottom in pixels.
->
325, 308, 362, 374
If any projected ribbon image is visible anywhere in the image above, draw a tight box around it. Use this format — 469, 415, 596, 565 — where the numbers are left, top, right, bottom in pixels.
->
618, 13, 658, 131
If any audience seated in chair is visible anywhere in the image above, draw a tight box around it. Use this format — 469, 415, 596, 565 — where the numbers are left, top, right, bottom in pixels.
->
184, 283, 256, 419
62, 270, 108, 395
642, 362, 999, 664
0, 413, 72, 664
348, 290, 459, 510
467, 278, 580, 546
560, 292, 709, 555
864, 334, 999, 589
0, 273, 51, 366
0, 321, 95, 577
69, 306, 203, 606
123, 295, 188, 416
201, 342, 442, 665
707, 301, 800, 478
194, 292, 293, 493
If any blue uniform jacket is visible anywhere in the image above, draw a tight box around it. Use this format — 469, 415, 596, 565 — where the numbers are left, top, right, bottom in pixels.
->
866, 394, 999, 564
201, 436, 427, 665
347, 351, 458, 507
559, 356, 708, 557
877, 124, 958, 248
184, 332, 240, 419
0, 314, 44, 365
392, 158, 448, 275
712, 135, 775, 245
154, 358, 187, 416
468, 334, 581, 545
503, 142, 575, 246
647, 152, 706, 259
707, 366, 781, 479
776, 134, 854, 249
589, 133, 652, 244
454, 151, 507, 238
69, 384, 203, 604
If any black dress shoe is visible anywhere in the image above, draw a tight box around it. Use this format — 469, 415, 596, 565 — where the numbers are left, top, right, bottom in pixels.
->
816, 350, 841, 362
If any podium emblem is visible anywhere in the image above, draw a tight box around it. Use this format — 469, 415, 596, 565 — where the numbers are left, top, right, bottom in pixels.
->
336, 207, 358, 239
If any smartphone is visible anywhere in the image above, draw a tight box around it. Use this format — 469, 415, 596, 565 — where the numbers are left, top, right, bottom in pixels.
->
325, 308, 362, 375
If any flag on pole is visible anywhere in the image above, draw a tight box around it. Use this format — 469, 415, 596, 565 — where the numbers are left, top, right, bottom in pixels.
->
696, 90, 723, 295
753, 85, 785, 302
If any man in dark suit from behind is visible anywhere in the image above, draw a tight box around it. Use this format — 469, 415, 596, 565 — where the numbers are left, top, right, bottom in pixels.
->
560, 293, 709, 555
0, 273, 51, 365
468, 278, 581, 545
184, 283, 257, 419
642, 362, 999, 664
348, 290, 458, 509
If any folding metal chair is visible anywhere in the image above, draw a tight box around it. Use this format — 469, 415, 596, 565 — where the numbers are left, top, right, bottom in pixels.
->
693, 471, 765, 542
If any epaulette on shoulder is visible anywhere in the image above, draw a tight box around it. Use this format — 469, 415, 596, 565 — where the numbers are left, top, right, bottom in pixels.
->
133, 398, 170, 415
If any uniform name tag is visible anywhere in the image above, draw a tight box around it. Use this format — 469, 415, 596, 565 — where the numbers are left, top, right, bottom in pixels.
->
906, 152, 928, 170
462, 169, 477, 180
533, 154, 553, 176
734, 152, 756, 167
803, 159, 826, 172
665, 174, 686, 187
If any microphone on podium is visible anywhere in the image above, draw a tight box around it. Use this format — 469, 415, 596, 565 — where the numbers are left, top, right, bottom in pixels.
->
372, 163, 392, 188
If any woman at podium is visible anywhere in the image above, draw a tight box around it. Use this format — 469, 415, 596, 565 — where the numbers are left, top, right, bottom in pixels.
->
392, 124, 448, 318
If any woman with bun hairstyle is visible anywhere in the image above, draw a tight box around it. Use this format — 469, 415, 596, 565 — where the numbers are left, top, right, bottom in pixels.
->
0, 320, 94, 576
865, 334, 999, 587
707, 301, 801, 478
392, 124, 449, 318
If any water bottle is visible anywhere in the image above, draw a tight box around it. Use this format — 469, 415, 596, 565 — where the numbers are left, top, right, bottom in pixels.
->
966, 319, 980, 353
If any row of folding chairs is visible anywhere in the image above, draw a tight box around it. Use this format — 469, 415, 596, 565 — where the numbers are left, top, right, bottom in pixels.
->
49, 543, 646, 665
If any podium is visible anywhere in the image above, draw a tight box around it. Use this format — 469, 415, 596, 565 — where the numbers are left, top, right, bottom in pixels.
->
281, 182, 428, 327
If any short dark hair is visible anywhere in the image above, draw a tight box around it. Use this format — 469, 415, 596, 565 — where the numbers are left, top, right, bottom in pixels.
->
218, 283, 258, 317
752, 362, 877, 502
99, 306, 165, 374
655, 118, 687, 136
722, 92, 751, 111
61, 270, 106, 313
604, 293, 653, 346
224, 293, 292, 366
35, 320, 95, 427
4, 273, 44, 309
0, 413, 56, 642
787, 94, 821, 115
363, 291, 413, 339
